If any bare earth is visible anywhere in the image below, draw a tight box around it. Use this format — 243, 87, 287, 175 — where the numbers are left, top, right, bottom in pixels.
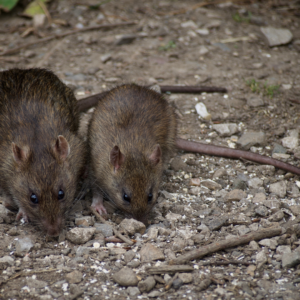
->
0, 1, 300, 299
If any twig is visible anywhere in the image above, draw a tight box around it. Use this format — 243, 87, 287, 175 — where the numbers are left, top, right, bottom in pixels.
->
146, 265, 194, 275
90, 207, 134, 245
0, 21, 137, 56
169, 226, 282, 265
76, 85, 227, 112
200, 260, 250, 266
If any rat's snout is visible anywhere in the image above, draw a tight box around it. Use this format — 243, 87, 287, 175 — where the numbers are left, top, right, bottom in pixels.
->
135, 214, 149, 226
42, 217, 63, 237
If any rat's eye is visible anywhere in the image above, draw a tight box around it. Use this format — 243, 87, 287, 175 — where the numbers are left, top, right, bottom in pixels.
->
30, 193, 38, 204
123, 192, 131, 203
58, 189, 64, 200
148, 193, 153, 203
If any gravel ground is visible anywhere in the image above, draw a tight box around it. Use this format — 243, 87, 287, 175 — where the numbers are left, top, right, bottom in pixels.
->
0, 0, 300, 299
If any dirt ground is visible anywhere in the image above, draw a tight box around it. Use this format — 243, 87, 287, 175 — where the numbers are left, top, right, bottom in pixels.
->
0, 0, 300, 299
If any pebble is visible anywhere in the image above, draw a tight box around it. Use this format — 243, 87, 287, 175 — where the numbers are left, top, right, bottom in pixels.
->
213, 42, 231, 52
0, 256, 14, 266
112, 267, 138, 286
33, 14, 46, 28
257, 165, 275, 176
201, 179, 222, 190
146, 227, 158, 241
66, 227, 96, 244
269, 181, 286, 198
101, 53, 112, 63
253, 192, 266, 203
7, 227, 19, 236
247, 177, 263, 189
181, 20, 198, 29
26, 277, 48, 289
281, 136, 298, 149
260, 27, 293, 47
94, 223, 113, 237
148, 290, 161, 298
196, 28, 209, 35
138, 276, 156, 293
258, 238, 278, 249
255, 206, 268, 217
139, 243, 165, 261
127, 286, 140, 297
172, 238, 186, 251
164, 249, 176, 260
190, 178, 201, 186
226, 189, 247, 201
263, 199, 281, 210
195, 102, 211, 120
199, 45, 209, 55
191, 233, 205, 244
172, 277, 184, 289
282, 247, 300, 268
272, 143, 287, 155
237, 131, 266, 150
114, 34, 136, 46
256, 250, 268, 268
272, 153, 290, 161
170, 157, 192, 172
212, 123, 239, 136
249, 241, 260, 250
66, 270, 83, 284
178, 273, 193, 284
237, 225, 251, 235
276, 245, 291, 255
65, 73, 86, 81
165, 212, 181, 222
206, 216, 228, 231
75, 216, 94, 227
123, 250, 136, 263
268, 210, 284, 222
247, 96, 264, 107
289, 205, 300, 216
119, 219, 145, 236
206, 20, 222, 28
231, 178, 247, 190
15, 237, 34, 256
213, 168, 227, 179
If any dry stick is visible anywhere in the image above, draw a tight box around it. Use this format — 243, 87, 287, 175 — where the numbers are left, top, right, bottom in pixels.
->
146, 265, 194, 275
169, 226, 282, 265
177, 138, 300, 176
90, 207, 134, 245
76, 85, 227, 112
165, 273, 179, 291
0, 21, 137, 56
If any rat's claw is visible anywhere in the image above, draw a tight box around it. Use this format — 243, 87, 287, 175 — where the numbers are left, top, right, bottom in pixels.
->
16, 208, 29, 222
91, 195, 107, 215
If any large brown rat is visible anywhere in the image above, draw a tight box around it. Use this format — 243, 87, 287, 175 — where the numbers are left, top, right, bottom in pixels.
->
88, 84, 177, 224
0, 68, 86, 236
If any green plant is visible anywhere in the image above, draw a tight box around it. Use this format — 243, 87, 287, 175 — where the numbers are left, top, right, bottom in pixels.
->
263, 83, 280, 98
246, 79, 260, 93
245, 78, 280, 98
232, 12, 251, 23
158, 40, 176, 51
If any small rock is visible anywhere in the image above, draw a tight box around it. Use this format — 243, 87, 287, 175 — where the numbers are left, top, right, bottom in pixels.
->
7, 227, 19, 236
257, 165, 275, 176
269, 181, 286, 198
165, 212, 181, 222
172, 277, 183, 289
282, 137, 298, 149
256, 250, 268, 268
282, 248, 300, 268
231, 178, 247, 190
127, 259, 141, 268
289, 205, 300, 216
191, 233, 205, 244
139, 243, 165, 262
66, 270, 83, 284
178, 273, 193, 284
115, 34, 136, 46
247, 96, 264, 107
213, 168, 227, 179
127, 286, 140, 297
196, 28, 209, 35
164, 249, 176, 260
190, 178, 201, 186
255, 206, 268, 217
268, 210, 284, 222
0, 256, 14, 266
248, 177, 263, 189
237, 225, 251, 235
272, 153, 290, 161
181, 20, 198, 29
119, 218, 146, 236
237, 131, 266, 150
195, 102, 211, 120
33, 14, 46, 28
66, 73, 86, 81
226, 189, 247, 201
201, 179, 222, 190
112, 267, 138, 286
260, 27, 293, 47
138, 276, 156, 293
123, 250, 136, 263
66, 227, 96, 244
206, 20, 221, 29
15, 237, 34, 256
213, 42, 231, 52
26, 277, 48, 289
206, 216, 228, 231
199, 45, 209, 55
272, 143, 287, 154
263, 199, 281, 209
148, 290, 161, 298
249, 241, 260, 250
101, 53, 112, 63
276, 245, 291, 255
215, 287, 226, 296
252, 193, 266, 203
94, 223, 113, 237
246, 265, 256, 277
172, 238, 186, 251
212, 123, 239, 136
75, 216, 94, 227
170, 157, 192, 172
259, 238, 278, 250
146, 227, 158, 241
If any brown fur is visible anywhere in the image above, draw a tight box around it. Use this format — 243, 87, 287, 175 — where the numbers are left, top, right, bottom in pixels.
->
88, 84, 177, 223
0, 68, 86, 236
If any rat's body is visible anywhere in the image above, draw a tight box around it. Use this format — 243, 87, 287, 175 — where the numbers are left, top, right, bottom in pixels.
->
0, 68, 86, 236
88, 84, 176, 223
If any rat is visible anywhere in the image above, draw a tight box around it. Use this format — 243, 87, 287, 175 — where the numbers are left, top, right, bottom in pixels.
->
87, 84, 177, 224
0, 68, 86, 236
86, 83, 300, 224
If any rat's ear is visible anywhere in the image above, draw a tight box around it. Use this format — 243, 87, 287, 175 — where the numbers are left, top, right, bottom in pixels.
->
110, 145, 125, 171
12, 143, 30, 164
149, 144, 161, 166
53, 135, 70, 161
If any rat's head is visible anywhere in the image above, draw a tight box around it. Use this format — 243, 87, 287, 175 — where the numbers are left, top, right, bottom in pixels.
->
107, 144, 163, 224
11, 135, 85, 236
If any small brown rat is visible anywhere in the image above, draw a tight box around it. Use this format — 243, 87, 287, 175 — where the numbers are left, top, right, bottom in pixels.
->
0, 68, 86, 236
87, 84, 177, 224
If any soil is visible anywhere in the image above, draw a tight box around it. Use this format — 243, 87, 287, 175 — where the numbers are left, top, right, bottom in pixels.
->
0, 1, 300, 299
